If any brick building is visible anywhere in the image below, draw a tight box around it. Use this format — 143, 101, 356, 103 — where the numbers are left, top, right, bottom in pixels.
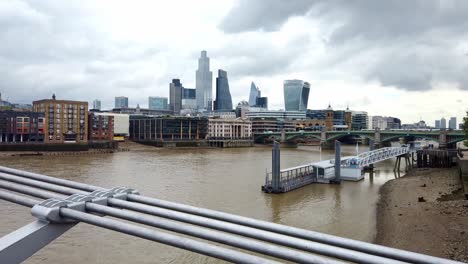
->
33, 95, 88, 143
88, 112, 114, 142
0, 110, 45, 143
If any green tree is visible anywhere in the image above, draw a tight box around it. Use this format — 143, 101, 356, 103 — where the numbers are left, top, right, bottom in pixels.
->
464, 112, 468, 146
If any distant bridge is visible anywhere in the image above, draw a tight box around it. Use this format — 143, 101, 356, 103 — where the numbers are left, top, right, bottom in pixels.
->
254, 130, 465, 148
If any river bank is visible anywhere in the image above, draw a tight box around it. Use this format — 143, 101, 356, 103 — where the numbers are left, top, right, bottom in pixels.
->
375, 168, 468, 262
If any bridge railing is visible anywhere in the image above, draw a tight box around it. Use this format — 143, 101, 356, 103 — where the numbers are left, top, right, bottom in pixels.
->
0, 166, 462, 264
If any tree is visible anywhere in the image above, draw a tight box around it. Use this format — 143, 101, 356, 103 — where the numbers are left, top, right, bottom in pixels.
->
464, 112, 468, 146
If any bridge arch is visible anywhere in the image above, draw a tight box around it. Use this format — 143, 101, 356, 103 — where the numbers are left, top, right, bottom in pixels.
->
326, 133, 375, 142
286, 134, 321, 141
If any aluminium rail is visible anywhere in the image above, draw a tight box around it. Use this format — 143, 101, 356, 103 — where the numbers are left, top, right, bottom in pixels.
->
0, 166, 463, 264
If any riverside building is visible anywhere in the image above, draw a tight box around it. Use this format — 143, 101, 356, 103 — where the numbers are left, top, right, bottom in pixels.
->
33, 95, 88, 143
207, 118, 253, 147
129, 116, 208, 147
0, 110, 45, 143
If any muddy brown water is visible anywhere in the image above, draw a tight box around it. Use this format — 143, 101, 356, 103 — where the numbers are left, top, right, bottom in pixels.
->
0, 144, 402, 263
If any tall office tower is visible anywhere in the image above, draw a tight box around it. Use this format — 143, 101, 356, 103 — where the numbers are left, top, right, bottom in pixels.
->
214, 70, 233, 111
196, 51, 213, 111
115, 96, 128, 108
449, 117, 457, 129
148, 96, 168, 110
440, 117, 447, 129
283, 80, 310, 111
93, 99, 101, 110
169, 79, 183, 114
248, 82, 261, 106
435, 120, 441, 129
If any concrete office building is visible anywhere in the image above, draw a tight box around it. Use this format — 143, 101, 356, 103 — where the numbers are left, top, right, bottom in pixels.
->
196, 51, 213, 111
251, 119, 296, 134
214, 70, 233, 111
148, 96, 168, 110
435, 120, 441, 129
92, 99, 101, 110
449, 117, 457, 130
283, 80, 310, 111
245, 110, 306, 120
441, 117, 447, 129
33, 95, 88, 143
169, 79, 183, 114
115, 96, 128, 108
351, 111, 369, 130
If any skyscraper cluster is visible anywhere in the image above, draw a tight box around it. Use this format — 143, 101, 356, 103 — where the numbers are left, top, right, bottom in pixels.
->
435, 117, 457, 129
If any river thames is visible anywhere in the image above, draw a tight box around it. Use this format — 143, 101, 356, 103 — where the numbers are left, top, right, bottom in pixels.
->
0, 144, 401, 263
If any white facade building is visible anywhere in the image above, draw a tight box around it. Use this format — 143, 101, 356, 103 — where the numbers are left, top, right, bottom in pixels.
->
93, 112, 129, 137
208, 118, 252, 139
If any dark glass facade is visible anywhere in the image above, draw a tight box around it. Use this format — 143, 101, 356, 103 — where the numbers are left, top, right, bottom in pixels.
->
182, 88, 196, 99
129, 116, 208, 141
214, 70, 233, 111
255, 97, 268, 109
306, 110, 326, 120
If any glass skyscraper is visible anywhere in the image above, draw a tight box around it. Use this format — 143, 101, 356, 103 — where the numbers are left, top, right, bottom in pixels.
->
115, 96, 128, 108
148, 96, 168, 110
249, 82, 261, 106
214, 69, 233, 111
196, 51, 213, 111
283, 80, 310, 111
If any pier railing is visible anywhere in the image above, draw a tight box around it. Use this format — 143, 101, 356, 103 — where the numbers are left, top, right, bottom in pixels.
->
344, 146, 411, 167
264, 163, 317, 191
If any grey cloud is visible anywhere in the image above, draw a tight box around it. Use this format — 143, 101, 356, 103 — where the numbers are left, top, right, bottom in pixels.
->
222, 0, 468, 91
213, 34, 311, 77
219, 0, 315, 33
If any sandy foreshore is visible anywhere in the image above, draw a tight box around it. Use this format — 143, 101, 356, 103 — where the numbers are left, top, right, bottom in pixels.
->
375, 168, 468, 262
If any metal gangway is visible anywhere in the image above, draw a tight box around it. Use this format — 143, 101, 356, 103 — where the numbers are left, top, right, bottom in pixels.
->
0, 166, 462, 264
343, 146, 411, 168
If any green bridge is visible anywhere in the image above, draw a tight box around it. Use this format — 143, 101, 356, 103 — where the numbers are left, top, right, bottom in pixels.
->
254, 130, 465, 148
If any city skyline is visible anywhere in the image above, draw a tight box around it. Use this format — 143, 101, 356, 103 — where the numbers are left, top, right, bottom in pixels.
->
0, 1, 467, 124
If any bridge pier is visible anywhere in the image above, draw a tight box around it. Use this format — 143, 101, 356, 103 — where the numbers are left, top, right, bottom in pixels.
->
439, 130, 447, 149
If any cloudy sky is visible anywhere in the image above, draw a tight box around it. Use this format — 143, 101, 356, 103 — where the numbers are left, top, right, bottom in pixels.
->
1, 0, 468, 125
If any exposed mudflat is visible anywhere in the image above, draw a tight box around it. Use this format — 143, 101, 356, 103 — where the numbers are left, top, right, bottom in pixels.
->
375, 168, 468, 262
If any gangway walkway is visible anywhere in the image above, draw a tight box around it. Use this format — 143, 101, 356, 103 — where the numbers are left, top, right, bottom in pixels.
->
0, 166, 462, 264
343, 146, 411, 168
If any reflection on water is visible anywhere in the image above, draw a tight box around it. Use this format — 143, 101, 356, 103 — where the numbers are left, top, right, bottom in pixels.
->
0, 144, 403, 263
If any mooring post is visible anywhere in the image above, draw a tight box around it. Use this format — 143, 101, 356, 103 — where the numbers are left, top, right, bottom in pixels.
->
272, 142, 281, 192
334, 140, 341, 182
369, 139, 375, 170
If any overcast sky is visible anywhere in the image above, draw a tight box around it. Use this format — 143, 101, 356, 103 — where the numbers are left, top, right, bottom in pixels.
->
1, 0, 467, 124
